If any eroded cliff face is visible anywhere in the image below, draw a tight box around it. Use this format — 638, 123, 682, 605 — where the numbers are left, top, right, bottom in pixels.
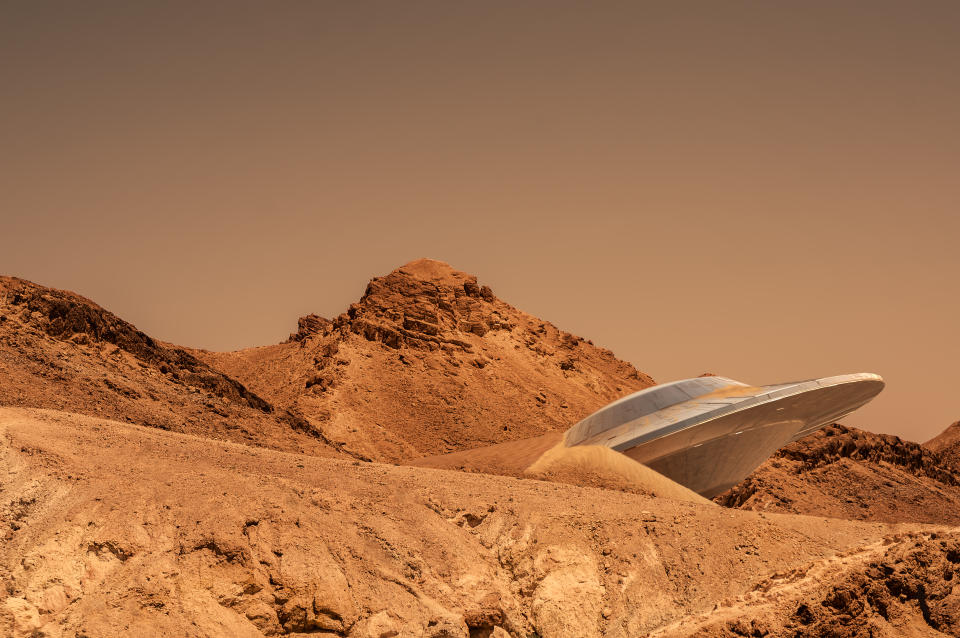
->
716, 424, 960, 525
200, 259, 655, 462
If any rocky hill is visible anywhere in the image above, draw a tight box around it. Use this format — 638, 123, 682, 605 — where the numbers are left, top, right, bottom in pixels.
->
715, 424, 960, 525
926, 419, 960, 466
0, 276, 336, 457
197, 259, 654, 462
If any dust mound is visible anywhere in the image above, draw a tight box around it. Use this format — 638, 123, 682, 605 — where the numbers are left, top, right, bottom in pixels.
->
526, 443, 710, 504
198, 259, 655, 462
412, 432, 564, 476
716, 424, 960, 524
413, 433, 709, 503
0, 276, 335, 456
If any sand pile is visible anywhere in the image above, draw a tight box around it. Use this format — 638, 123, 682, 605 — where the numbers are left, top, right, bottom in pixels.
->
413, 433, 709, 504
412, 433, 563, 475
525, 442, 710, 504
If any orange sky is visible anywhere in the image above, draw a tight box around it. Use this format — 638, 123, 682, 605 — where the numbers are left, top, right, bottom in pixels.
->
3, 2, 959, 442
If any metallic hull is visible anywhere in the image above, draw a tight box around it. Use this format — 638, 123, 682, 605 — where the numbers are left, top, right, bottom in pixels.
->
565, 373, 884, 498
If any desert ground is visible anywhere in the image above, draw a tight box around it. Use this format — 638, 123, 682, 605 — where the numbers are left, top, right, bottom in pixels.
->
3, 259, 960, 637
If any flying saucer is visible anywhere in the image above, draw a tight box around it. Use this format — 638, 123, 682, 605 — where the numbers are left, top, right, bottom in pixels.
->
564, 373, 884, 498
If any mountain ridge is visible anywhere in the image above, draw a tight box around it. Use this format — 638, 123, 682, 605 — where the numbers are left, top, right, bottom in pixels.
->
0, 275, 337, 456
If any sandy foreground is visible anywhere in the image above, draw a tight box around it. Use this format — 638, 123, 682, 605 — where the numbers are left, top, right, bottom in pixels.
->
3, 407, 956, 637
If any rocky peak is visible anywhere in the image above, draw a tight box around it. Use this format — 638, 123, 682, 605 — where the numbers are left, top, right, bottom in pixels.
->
289, 314, 332, 342
327, 259, 509, 352
395, 258, 469, 284
392, 258, 495, 300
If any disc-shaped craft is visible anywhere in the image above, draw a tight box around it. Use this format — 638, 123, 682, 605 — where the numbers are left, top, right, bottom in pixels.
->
565, 373, 885, 497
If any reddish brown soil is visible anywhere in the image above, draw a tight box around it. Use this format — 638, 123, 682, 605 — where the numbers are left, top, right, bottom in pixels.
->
715, 424, 960, 525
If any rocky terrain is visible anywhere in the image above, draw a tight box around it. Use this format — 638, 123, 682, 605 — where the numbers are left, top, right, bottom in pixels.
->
195, 259, 653, 462
3, 260, 960, 636
655, 529, 960, 637
715, 424, 960, 525
1, 407, 952, 638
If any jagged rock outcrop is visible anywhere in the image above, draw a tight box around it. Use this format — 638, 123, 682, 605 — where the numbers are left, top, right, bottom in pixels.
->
334, 259, 513, 351
288, 313, 332, 342
716, 424, 960, 524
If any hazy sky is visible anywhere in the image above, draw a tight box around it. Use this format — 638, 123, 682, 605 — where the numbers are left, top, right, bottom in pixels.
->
3, 2, 959, 442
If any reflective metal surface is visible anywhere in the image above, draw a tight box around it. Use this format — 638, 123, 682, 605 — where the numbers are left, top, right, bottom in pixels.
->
565, 373, 885, 497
